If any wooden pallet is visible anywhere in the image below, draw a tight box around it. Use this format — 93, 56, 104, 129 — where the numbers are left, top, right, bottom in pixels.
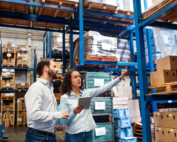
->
84, 1, 118, 13
161, 8, 177, 22
35, 0, 78, 30
133, 122, 155, 141
148, 82, 177, 95
17, 111, 27, 127
16, 62, 29, 68
1, 46, 16, 67
16, 83, 29, 90
0, 76, 15, 90
0, 0, 29, 14
85, 55, 118, 62
3, 111, 15, 127
142, 0, 176, 19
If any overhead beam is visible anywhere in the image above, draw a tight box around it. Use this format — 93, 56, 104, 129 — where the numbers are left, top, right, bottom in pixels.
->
0, 11, 69, 25
0, 0, 77, 12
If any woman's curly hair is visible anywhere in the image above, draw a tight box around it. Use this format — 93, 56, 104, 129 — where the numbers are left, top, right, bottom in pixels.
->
60, 69, 84, 96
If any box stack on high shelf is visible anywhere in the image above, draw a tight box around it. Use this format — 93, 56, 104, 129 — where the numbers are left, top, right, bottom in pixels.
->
17, 98, 27, 127
149, 56, 177, 95
51, 33, 70, 53
73, 31, 131, 68
16, 45, 29, 68
1, 93, 15, 127
1, 42, 16, 67
0, 69, 15, 90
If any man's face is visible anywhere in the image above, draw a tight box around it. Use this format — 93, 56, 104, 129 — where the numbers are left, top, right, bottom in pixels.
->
48, 61, 59, 79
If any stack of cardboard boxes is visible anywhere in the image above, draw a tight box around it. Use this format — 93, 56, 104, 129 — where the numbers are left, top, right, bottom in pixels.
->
4, 119, 9, 128
17, 98, 27, 126
154, 110, 177, 142
114, 108, 137, 142
1, 42, 16, 67
17, 98, 26, 111
16, 45, 28, 67
150, 56, 177, 86
1, 69, 15, 90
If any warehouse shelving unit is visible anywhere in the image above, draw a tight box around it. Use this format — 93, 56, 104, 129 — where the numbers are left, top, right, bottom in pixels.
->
0, 0, 169, 141
133, 0, 177, 142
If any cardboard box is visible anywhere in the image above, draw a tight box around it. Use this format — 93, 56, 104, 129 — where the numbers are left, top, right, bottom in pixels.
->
165, 128, 177, 142
155, 56, 177, 71
154, 112, 166, 127
155, 127, 166, 142
158, 109, 169, 112
150, 70, 177, 86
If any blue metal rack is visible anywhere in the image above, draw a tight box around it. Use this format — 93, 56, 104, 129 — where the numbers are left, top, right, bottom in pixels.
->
0, 0, 171, 141
132, 0, 177, 141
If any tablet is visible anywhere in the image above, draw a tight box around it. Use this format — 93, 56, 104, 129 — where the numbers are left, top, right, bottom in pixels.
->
78, 97, 91, 109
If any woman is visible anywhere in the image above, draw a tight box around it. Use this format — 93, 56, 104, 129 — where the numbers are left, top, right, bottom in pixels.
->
60, 69, 128, 142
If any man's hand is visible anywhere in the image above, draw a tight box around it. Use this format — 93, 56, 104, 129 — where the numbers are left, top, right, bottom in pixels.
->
119, 70, 128, 80
57, 125, 64, 131
60, 110, 69, 119
73, 105, 84, 114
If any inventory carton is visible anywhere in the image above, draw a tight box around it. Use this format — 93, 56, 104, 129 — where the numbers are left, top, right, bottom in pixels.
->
154, 112, 166, 127
165, 128, 177, 142
155, 56, 177, 71
150, 70, 177, 86
155, 127, 166, 142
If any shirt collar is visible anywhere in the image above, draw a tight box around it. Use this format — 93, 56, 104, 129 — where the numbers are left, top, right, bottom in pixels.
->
71, 90, 83, 96
37, 78, 53, 87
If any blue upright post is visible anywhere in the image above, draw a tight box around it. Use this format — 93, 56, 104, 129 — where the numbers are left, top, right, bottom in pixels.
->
129, 30, 137, 99
49, 32, 52, 59
146, 29, 156, 94
43, 35, 45, 58
133, 0, 152, 142
70, 25, 74, 69
79, 0, 84, 65
62, 27, 66, 74
34, 48, 37, 82
46, 33, 48, 58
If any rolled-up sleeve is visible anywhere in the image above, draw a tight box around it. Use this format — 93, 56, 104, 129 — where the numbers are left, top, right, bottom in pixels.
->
25, 85, 62, 123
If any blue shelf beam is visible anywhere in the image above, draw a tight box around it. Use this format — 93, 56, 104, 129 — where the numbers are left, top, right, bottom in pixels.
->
152, 100, 177, 112
83, 16, 133, 25
0, 24, 64, 33
0, 90, 27, 93
150, 21, 177, 30
0, 67, 35, 71
84, 61, 138, 66
0, 11, 69, 25
0, 0, 77, 12
73, 65, 137, 72
146, 95, 177, 102
83, 9, 134, 19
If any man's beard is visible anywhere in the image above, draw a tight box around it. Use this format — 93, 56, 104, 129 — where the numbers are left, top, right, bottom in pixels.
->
48, 69, 57, 79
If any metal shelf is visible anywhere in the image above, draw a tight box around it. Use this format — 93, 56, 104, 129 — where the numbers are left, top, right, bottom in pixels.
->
0, 67, 35, 71
0, 90, 27, 93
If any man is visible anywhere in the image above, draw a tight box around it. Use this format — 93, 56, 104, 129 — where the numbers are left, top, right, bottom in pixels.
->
25, 58, 69, 142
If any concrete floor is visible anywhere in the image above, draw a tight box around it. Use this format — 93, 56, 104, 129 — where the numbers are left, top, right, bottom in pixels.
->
0, 127, 145, 142
1, 127, 64, 142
